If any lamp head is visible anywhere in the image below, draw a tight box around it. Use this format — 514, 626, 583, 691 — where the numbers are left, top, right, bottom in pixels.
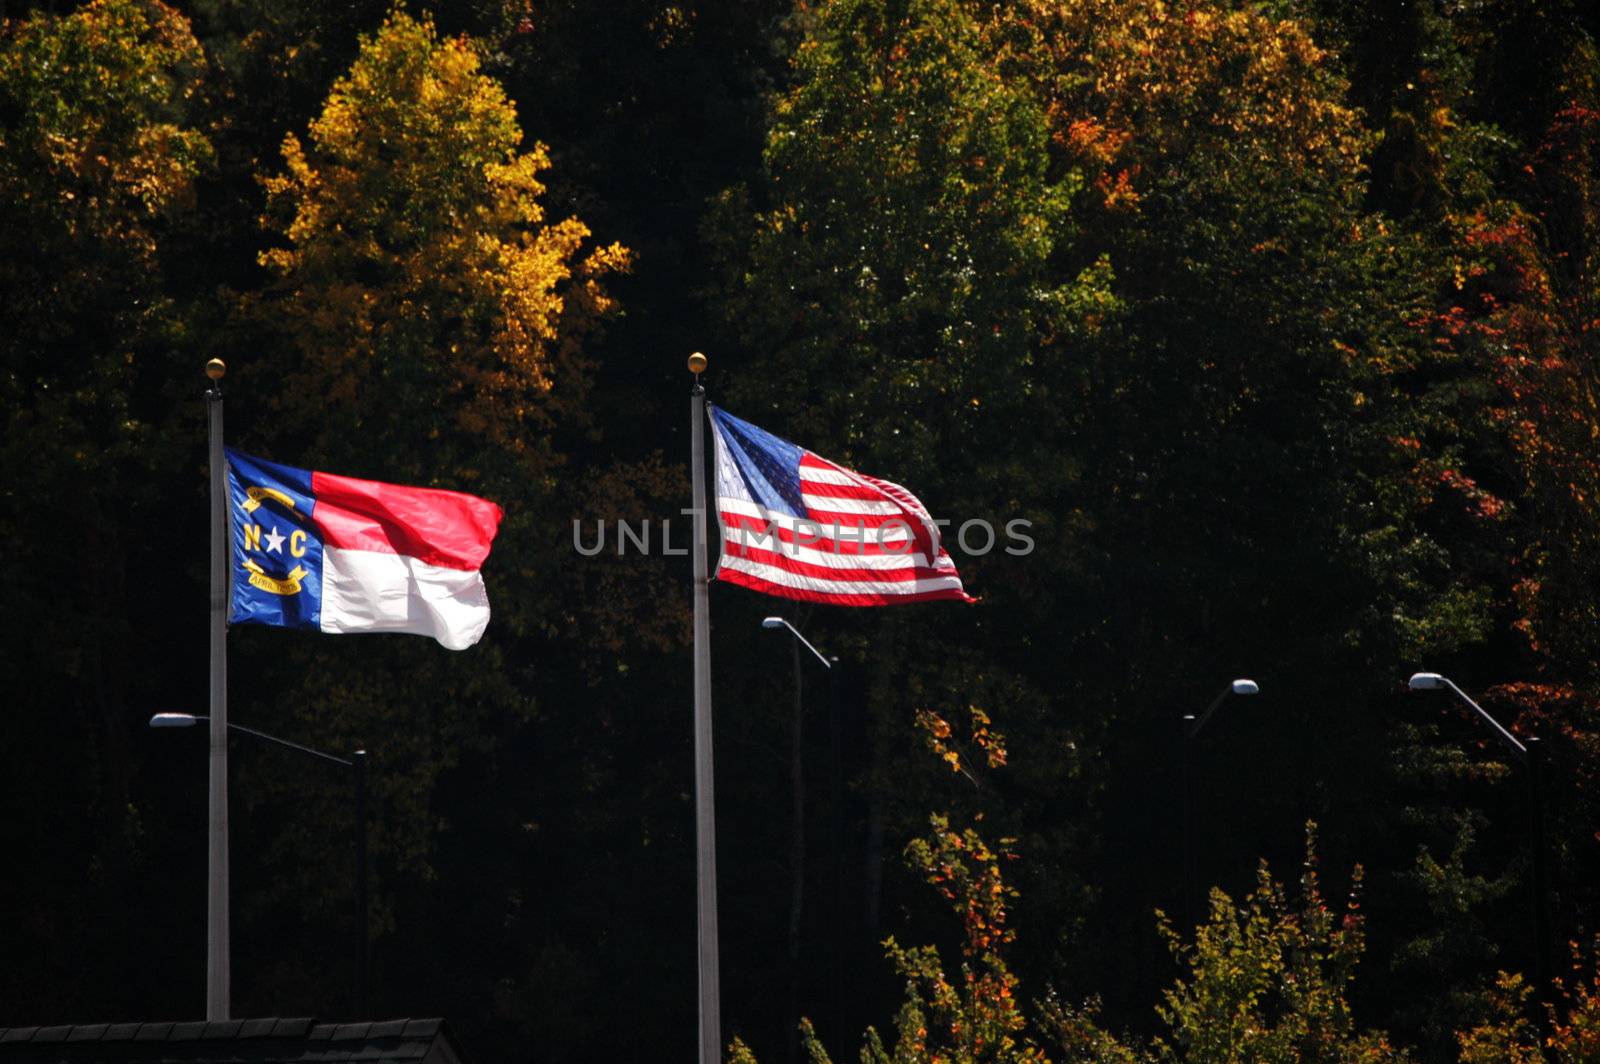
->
761, 616, 786, 630
149, 713, 200, 728
1231, 679, 1259, 696
1409, 672, 1446, 691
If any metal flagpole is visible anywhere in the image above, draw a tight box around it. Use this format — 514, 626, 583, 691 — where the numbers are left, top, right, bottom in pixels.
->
355, 747, 369, 1018
1527, 736, 1552, 1006
205, 357, 230, 1021
688, 351, 723, 1063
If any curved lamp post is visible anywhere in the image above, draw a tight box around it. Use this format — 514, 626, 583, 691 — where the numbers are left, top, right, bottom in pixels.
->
1182, 679, 1261, 929
150, 713, 369, 1018
761, 617, 841, 1060
1407, 672, 1551, 1001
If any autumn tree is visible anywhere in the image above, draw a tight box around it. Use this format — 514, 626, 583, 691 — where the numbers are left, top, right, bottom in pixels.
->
1151, 839, 1405, 1064
1043, 829, 1406, 1064
1456, 938, 1600, 1063
709, 0, 1103, 467
220, 7, 630, 1013
730, 811, 1050, 1064
251, 6, 628, 487
710, 0, 1497, 1039
730, 813, 1403, 1064
1316, 9, 1600, 1047
994, 5, 1530, 1040
706, 0, 1111, 1020
1001, 0, 1492, 699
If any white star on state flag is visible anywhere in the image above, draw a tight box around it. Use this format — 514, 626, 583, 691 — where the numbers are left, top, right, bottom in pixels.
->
264, 526, 286, 553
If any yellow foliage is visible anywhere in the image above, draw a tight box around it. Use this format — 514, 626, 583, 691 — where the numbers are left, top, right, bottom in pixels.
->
1005, 0, 1365, 211
1454, 973, 1546, 1064
254, 7, 628, 466
0, 0, 212, 261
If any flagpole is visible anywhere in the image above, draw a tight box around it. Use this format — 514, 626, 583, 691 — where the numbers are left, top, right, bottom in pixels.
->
205, 357, 230, 1021
688, 351, 722, 1063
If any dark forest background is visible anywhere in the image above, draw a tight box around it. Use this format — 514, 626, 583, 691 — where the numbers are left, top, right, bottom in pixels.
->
4, 0, 1600, 1060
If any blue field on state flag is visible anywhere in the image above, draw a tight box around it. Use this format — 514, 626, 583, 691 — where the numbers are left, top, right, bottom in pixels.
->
227, 449, 325, 631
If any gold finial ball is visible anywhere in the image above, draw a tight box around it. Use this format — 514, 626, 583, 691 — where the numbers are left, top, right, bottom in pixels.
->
205, 358, 227, 381
687, 352, 708, 375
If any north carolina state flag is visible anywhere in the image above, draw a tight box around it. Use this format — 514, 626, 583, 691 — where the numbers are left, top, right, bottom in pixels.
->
226, 449, 503, 650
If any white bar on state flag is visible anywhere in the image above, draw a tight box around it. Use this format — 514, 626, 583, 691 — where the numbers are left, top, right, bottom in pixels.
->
321, 546, 492, 651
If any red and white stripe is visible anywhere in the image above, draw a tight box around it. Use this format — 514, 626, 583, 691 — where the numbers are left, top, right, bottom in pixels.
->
311, 471, 503, 650
711, 442, 971, 606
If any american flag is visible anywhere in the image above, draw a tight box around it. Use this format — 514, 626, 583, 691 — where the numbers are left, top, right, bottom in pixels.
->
707, 406, 972, 605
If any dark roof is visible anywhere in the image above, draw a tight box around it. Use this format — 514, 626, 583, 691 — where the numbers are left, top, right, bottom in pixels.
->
0, 1019, 467, 1064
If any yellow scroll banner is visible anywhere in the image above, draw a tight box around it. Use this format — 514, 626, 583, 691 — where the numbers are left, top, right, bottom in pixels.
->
243, 558, 309, 596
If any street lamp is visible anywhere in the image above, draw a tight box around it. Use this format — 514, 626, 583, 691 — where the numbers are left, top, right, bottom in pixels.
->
1181, 678, 1261, 929
761, 616, 841, 1057
1406, 672, 1551, 1001
150, 713, 370, 1018
762, 617, 833, 669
